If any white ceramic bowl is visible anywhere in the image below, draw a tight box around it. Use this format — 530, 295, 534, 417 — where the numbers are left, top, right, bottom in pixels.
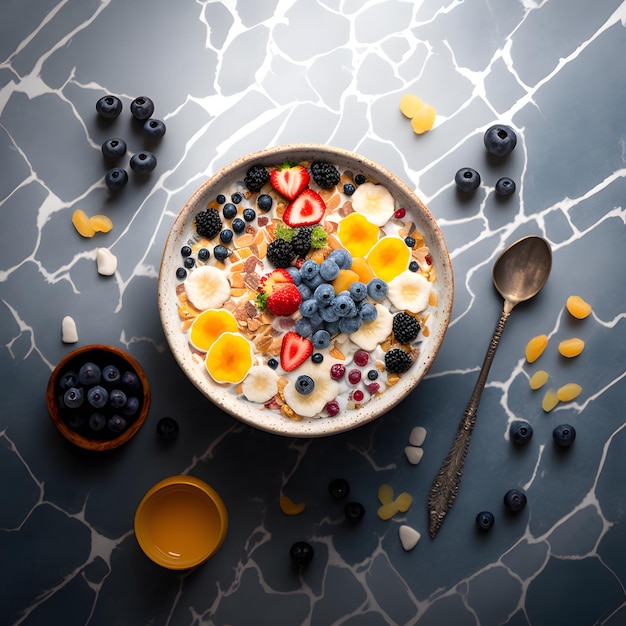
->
158, 144, 453, 437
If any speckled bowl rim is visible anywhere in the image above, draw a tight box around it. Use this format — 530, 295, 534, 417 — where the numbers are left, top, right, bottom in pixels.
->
158, 144, 454, 437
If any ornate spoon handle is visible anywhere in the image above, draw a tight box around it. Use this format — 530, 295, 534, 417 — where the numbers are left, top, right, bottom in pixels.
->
428, 307, 511, 539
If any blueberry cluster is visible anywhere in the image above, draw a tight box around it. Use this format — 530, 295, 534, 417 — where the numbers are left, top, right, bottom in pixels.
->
56, 359, 143, 440
96, 95, 166, 190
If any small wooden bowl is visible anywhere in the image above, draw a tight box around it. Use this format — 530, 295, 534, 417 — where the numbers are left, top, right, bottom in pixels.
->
46, 344, 151, 451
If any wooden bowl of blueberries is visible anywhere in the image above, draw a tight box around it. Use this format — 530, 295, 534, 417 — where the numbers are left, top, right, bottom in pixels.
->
46, 344, 151, 451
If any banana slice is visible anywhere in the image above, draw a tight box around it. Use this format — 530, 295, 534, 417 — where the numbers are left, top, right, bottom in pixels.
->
242, 365, 279, 403
349, 304, 393, 351
283, 362, 339, 418
184, 266, 231, 311
351, 182, 395, 227
387, 270, 430, 313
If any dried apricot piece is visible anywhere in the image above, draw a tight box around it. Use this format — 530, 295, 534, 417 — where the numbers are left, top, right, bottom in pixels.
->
542, 388, 559, 412
566, 295, 592, 319
332, 269, 360, 294
349, 257, 375, 284
279, 495, 306, 515
90, 214, 113, 233
557, 383, 582, 402
529, 370, 549, 390
558, 338, 585, 358
525, 334, 548, 363
72, 209, 95, 237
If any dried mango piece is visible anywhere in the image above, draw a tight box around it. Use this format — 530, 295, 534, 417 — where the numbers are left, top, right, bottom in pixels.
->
395, 492, 413, 513
90, 214, 113, 233
566, 295, 592, 319
558, 338, 585, 358
529, 370, 549, 390
279, 495, 306, 515
377, 483, 394, 505
377, 502, 399, 520
72, 209, 95, 237
411, 104, 437, 134
400, 94, 424, 118
542, 388, 559, 412
525, 334, 548, 363
557, 383, 582, 402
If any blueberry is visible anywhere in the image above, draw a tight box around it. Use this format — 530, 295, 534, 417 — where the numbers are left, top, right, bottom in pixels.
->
312, 329, 331, 349
332, 294, 356, 318
367, 369, 378, 381
184, 257, 195, 269
87, 385, 109, 409
484, 124, 517, 156
510, 420, 533, 445
495, 177, 516, 196
130, 151, 157, 174
455, 167, 481, 192
63, 387, 84, 409
107, 415, 127, 433
231, 192, 243, 204
176, 267, 187, 280
404, 236, 416, 248
348, 281, 367, 302
213, 245, 230, 262
96, 95, 122, 119
295, 317, 313, 337
286, 267, 302, 285
338, 315, 361, 334
102, 365, 120, 385
300, 298, 319, 317
409, 260, 419, 272
257, 194, 273, 212
476, 511, 495, 531
231, 218, 246, 233
198, 248, 210, 261
181, 245, 192, 257
109, 388, 127, 409
319, 259, 340, 282
367, 278, 388, 301
216, 194, 226, 204
343, 183, 356, 195
222, 203, 237, 219
242, 208, 256, 222
295, 375, 315, 395
503, 489, 527, 513
157, 416, 179, 441
105, 167, 128, 190
313, 284, 334, 307
298, 283, 313, 301
328, 478, 350, 499
142, 118, 166, 140
66, 412, 85, 429
354, 174, 366, 185
267, 358, 278, 369
59, 370, 79, 390
123, 396, 140, 416
220, 229, 233, 244
79, 362, 101, 385
301, 260, 320, 281
359, 302, 378, 322
344, 501, 365, 523
121, 371, 140, 390
553, 424, 576, 448
327, 249, 352, 270
311, 353, 324, 364
130, 96, 154, 121
88, 413, 106, 431
102, 138, 127, 159
289, 541, 314, 568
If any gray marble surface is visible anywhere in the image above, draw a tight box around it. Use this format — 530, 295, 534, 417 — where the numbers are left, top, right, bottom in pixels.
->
2, 1, 626, 624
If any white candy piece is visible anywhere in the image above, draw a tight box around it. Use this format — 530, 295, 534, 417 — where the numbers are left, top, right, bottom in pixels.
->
409, 426, 427, 447
61, 316, 78, 343
96, 247, 117, 276
404, 446, 424, 465
399, 525, 421, 551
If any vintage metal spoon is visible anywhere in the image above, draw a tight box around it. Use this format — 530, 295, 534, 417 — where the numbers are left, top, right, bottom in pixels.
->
428, 235, 552, 539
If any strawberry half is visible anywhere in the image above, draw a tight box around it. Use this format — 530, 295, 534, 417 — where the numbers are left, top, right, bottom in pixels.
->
259, 268, 293, 295
283, 189, 326, 227
280, 332, 313, 372
270, 165, 310, 200
266, 283, 302, 316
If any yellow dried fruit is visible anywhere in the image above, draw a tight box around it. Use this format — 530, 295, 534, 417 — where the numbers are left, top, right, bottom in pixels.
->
525, 334, 548, 363
557, 383, 582, 402
410, 103, 437, 134
367, 237, 411, 282
541, 388, 559, 412
337, 212, 379, 257
279, 495, 306, 515
394, 492, 413, 512
72, 209, 95, 237
529, 370, 549, 390
399, 94, 424, 118
558, 338, 585, 358
189, 309, 239, 352
205, 332, 252, 384
90, 214, 113, 233
566, 295, 592, 319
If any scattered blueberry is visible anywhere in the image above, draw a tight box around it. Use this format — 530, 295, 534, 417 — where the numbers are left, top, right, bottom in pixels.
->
87, 385, 108, 409
344, 502, 365, 523
79, 362, 101, 385
222, 203, 237, 219
404, 236, 416, 248
289, 541, 314, 568
311, 353, 324, 364
455, 167, 481, 192
63, 387, 84, 409
184, 256, 195, 269
553, 424, 576, 447
109, 388, 127, 409
257, 194, 273, 212
503, 489, 527, 513
343, 182, 356, 195
495, 177, 516, 196
181, 245, 192, 257
88, 413, 107, 431
409, 260, 419, 272
176, 267, 187, 280
143, 118, 166, 140
367, 278, 388, 301
102, 365, 120, 385
367, 369, 379, 381
476, 511, 495, 531
96, 95, 122, 119
231, 192, 243, 204
157, 416, 179, 441
242, 208, 256, 222
213, 245, 230, 262
102, 138, 127, 159
509, 420, 533, 445
354, 174, 366, 185
484, 124, 517, 156
216, 194, 226, 204
198, 248, 210, 261
121, 371, 140, 390
107, 414, 127, 433
130, 96, 154, 121
328, 478, 350, 499
220, 229, 234, 244
267, 358, 278, 369
130, 151, 157, 174
105, 167, 128, 190
232, 217, 246, 233
123, 396, 140, 416
295, 375, 315, 395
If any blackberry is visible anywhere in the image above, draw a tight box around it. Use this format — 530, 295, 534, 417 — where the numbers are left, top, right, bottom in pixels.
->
291, 227, 312, 257
311, 161, 340, 188
194, 208, 222, 239
392, 312, 421, 344
384, 348, 413, 374
267, 238, 295, 268
244, 164, 270, 191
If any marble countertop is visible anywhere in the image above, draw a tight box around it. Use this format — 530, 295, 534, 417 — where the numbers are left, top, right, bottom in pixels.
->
2, 1, 626, 625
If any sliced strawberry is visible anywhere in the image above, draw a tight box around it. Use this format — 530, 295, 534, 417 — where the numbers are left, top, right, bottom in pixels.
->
270, 165, 310, 200
259, 268, 293, 295
283, 189, 326, 227
267, 283, 302, 316
280, 332, 313, 372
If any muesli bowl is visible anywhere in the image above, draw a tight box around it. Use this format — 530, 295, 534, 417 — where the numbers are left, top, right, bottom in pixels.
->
158, 144, 453, 437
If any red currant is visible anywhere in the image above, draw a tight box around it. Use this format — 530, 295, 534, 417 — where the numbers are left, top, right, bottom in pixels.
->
325, 400, 340, 416
394, 208, 406, 219
367, 382, 380, 394
353, 350, 369, 367
348, 369, 361, 385
330, 364, 346, 380
352, 389, 364, 402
